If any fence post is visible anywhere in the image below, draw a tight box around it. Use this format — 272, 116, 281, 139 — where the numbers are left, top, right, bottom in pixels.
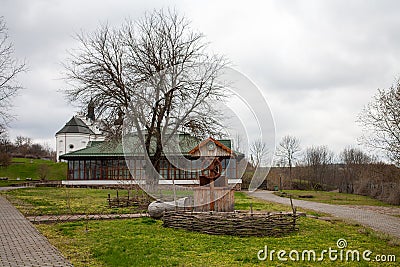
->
289, 195, 297, 230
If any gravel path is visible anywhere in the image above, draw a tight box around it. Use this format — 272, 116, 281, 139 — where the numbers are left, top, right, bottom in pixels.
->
249, 190, 400, 238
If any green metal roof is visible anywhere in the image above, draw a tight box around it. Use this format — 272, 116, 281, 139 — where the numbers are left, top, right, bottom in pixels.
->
86, 141, 104, 147
60, 141, 124, 158
218, 139, 232, 150
59, 135, 232, 159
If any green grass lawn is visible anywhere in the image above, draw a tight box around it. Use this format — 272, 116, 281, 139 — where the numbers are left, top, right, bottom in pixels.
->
0, 158, 67, 186
0, 179, 31, 187
1, 187, 150, 215
37, 215, 399, 266
275, 190, 398, 206
2, 188, 325, 217
236, 192, 327, 217
235, 192, 292, 212
3, 187, 399, 266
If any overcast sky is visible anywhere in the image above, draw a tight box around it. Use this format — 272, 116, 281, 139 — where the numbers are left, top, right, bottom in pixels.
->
1, 0, 400, 159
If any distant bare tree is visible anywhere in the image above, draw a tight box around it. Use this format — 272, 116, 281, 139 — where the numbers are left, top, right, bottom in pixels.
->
29, 144, 47, 158
340, 147, 371, 165
14, 136, 31, 156
250, 139, 269, 168
303, 145, 334, 190
11, 136, 53, 158
339, 147, 372, 193
0, 17, 26, 131
63, 9, 228, 182
0, 131, 11, 167
0, 131, 11, 153
276, 135, 301, 179
233, 133, 244, 153
14, 136, 32, 147
0, 152, 11, 167
358, 80, 400, 165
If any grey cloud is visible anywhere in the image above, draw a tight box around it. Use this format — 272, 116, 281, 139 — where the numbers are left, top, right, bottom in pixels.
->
1, 0, 400, 158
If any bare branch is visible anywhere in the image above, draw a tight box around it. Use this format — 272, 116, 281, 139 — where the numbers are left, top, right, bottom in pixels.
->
0, 17, 26, 129
250, 139, 269, 167
62, 9, 229, 174
301, 145, 334, 189
275, 135, 301, 168
358, 80, 400, 165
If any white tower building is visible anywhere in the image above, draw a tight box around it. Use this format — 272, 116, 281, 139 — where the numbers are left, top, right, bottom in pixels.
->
55, 115, 105, 162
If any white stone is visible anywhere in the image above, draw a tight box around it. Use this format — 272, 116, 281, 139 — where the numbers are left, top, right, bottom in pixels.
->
148, 197, 190, 219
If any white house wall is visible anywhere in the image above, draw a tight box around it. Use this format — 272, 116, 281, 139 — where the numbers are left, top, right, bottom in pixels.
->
56, 133, 104, 162
62, 179, 242, 186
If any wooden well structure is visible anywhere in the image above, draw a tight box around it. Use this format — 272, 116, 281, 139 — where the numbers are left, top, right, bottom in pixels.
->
189, 138, 236, 212
193, 182, 234, 212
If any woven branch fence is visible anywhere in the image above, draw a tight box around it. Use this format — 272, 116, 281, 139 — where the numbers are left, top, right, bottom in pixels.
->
27, 213, 148, 224
107, 190, 153, 209
162, 211, 300, 237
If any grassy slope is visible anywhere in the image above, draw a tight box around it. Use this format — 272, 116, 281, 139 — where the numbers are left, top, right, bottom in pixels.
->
277, 190, 398, 206
0, 158, 66, 186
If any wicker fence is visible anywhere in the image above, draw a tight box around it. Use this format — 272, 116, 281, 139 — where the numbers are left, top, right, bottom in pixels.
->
27, 213, 148, 224
107, 190, 153, 209
162, 211, 300, 237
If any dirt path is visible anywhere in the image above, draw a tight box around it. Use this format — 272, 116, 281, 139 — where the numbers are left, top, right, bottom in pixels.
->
248, 190, 400, 239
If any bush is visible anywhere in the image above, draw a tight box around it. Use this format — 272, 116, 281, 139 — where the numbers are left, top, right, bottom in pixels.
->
38, 164, 50, 180
0, 153, 11, 167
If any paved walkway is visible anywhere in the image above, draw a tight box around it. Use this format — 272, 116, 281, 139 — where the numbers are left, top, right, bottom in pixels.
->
249, 191, 400, 239
0, 196, 73, 267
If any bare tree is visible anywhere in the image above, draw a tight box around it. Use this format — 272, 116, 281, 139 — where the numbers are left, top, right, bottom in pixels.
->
0, 131, 11, 167
358, 80, 400, 165
0, 17, 26, 132
233, 133, 244, 153
0, 131, 11, 153
275, 135, 301, 178
63, 9, 228, 184
14, 135, 32, 147
303, 145, 334, 190
250, 139, 269, 168
340, 146, 371, 166
339, 146, 371, 193
14, 135, 31, 156
247, 139, 270, 190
